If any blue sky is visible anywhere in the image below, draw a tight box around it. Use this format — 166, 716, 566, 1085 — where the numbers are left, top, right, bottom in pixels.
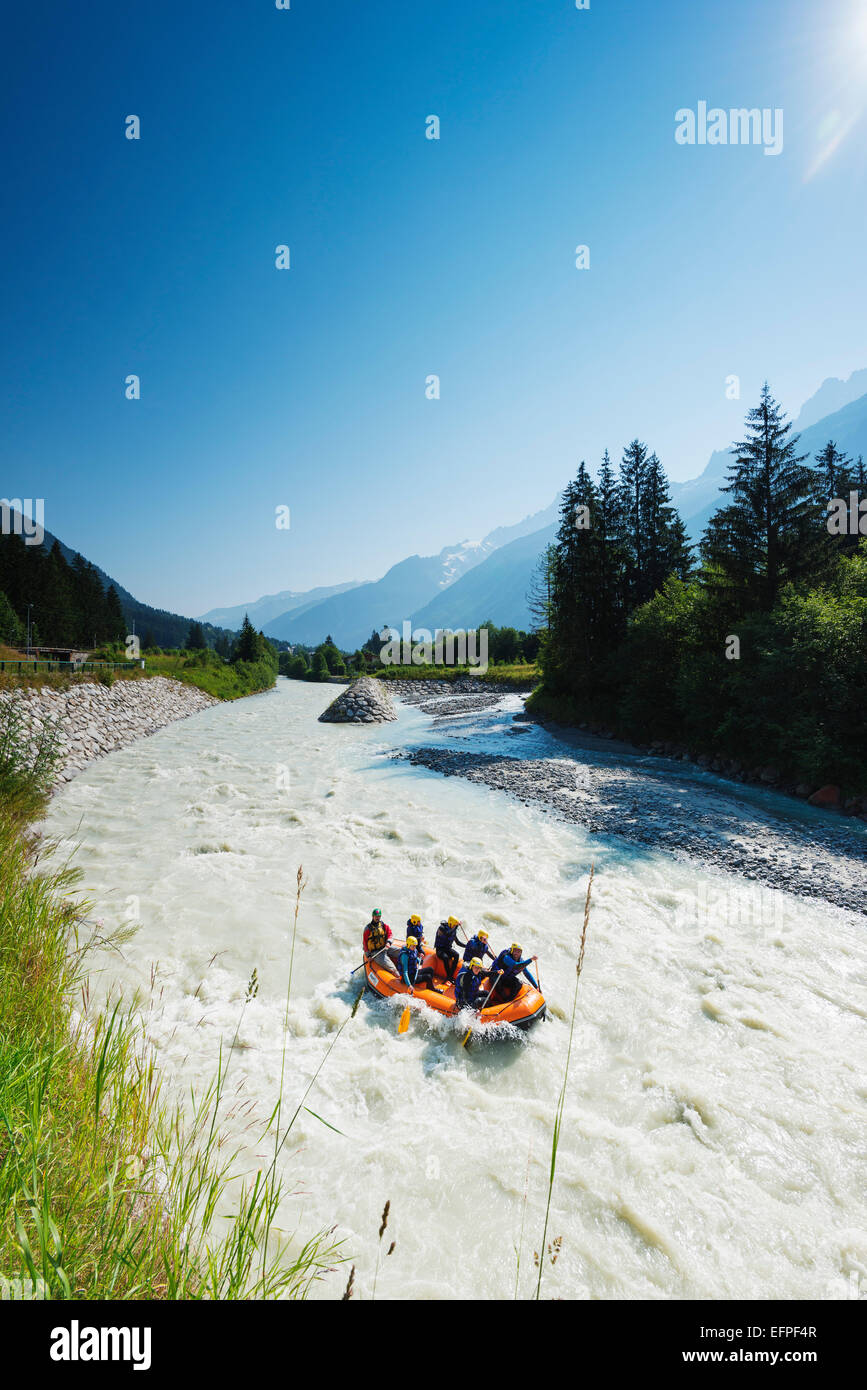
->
3, 0, 867, 615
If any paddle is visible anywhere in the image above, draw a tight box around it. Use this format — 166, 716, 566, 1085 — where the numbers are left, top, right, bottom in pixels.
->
398, 990, 413, 1034
461, 973, 500, 1045
351, 944, 390, 975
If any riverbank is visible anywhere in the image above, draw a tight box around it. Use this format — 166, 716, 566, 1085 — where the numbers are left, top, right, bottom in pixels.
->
0, 689, 340, 1300
389, 685, 867, 916
0, 677, 219, 785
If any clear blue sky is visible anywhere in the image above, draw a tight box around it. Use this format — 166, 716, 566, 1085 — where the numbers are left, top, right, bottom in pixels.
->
3, 0, 867, 615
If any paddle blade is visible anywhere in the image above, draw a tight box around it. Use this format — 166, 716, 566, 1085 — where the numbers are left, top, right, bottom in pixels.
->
461, 1027, 472, 1048
398, 1004, 411, 1034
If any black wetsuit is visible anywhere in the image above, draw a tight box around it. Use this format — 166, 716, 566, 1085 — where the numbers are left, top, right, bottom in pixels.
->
434, 922, 464, 980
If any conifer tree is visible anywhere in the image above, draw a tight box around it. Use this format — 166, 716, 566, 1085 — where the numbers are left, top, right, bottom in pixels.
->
814, 440, 851, 500
642, 452, 693, 595
619, 439, 650, 606
701, 384, 820, 611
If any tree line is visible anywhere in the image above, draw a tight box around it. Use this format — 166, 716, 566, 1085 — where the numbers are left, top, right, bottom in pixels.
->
0, 534, 126, 649
536, 385, 867, 791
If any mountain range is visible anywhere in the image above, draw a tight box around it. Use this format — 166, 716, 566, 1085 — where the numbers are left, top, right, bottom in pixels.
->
11, 372, 867, 653
197, 373, 867, 649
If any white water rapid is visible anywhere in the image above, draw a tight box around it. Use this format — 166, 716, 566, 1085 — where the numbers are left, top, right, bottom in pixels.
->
42, 679, 866, 1301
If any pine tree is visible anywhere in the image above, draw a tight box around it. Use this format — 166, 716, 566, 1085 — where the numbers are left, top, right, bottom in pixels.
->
641, 452, 693, 596
0, 590, 22, 646
815, 440, 851, 500
104, 585, 127, 643
701, 384, 820, 611
619, 440, 650, 606
232, 613, 264, 663
527, 544, 557, 632
595, 449, 628, 634
186, 621, 206, 650
545, 463, 605, 690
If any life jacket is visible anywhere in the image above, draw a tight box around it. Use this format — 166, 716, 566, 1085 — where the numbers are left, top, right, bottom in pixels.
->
435, 923, 458, 952
400, 946, 422, 986
456, 966, 483, 1005
463, 935, 489, 961
367, 921, 389, 953
493, 949, 525, 976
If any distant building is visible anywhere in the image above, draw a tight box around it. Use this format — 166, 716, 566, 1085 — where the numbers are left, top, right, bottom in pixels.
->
32, 647, 90, 668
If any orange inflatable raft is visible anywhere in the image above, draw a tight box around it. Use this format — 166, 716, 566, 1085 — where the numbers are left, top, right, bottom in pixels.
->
364, 943, 547, 1031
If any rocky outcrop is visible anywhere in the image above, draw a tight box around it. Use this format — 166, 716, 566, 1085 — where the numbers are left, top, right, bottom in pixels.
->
319, 676, 397, 724
1, 677, 219, 785
808, 784, 841, 809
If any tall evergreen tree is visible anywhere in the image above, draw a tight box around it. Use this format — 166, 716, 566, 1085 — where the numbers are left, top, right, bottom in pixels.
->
641, 452, 693, 596
701, 384, 820, 611
232, 613, 265, 663
104, 585, 127, 643
545, 463, 605, 689
0, 590, 22, 646
590, 449, 628, 645
186, 621, 206, 650
619, 439, 650, 606
527, 543, 557, 633
814, 440, 851, 500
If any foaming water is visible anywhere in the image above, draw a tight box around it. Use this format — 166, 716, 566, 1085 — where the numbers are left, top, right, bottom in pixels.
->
43, 680, 867, 1300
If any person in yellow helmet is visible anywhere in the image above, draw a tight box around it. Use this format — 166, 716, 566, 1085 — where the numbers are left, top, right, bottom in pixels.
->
462, 926, 495, 966
405, 913, 426, 949
487, 942, 539, 1003
454, 956, 489, 1010
398, 935, 441, 993
434, 915, 467, 980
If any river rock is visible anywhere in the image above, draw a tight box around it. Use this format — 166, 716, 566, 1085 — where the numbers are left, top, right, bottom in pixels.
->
808, 784, 841, 808
0, 676, 219, 789
318, 676, 397, 724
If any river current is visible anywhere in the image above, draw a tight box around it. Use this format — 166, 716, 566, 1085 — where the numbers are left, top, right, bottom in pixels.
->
42, 679, 866, 1300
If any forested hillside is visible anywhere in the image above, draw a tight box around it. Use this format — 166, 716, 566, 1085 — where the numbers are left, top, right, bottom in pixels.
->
535, 386, 867, 792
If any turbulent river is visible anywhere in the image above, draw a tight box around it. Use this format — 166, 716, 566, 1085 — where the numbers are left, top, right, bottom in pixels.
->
43, 679, 866, 1301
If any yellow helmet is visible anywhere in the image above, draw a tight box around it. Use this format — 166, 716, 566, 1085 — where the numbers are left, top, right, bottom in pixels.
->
477, 929, 489, 940
409, 915, 421, 926
511, 942, 522, 954
470, 957, 483, 969
406, 935, 418, 948
447, 916, 460, 928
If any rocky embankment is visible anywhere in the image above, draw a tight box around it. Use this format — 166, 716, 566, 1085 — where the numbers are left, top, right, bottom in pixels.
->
3, 677, 218, 785
384, 682, 867, 916
399, 745, 867, 915
382, 677, 523, 718
319, 676, 397, 723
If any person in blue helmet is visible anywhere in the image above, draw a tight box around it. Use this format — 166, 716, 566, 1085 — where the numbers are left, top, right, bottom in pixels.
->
487, 942, 538, 1003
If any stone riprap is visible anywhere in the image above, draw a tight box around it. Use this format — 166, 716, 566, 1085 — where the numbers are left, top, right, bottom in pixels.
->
1, 677, 219, 785
319, 676, 397, 724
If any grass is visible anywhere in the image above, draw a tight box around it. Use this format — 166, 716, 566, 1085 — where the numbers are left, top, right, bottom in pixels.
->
371, 662, 539, 687
140, 652, 277, 701
0, 646, 276, 702
0, 699, 343, 1299
534, 862, 594, 1301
